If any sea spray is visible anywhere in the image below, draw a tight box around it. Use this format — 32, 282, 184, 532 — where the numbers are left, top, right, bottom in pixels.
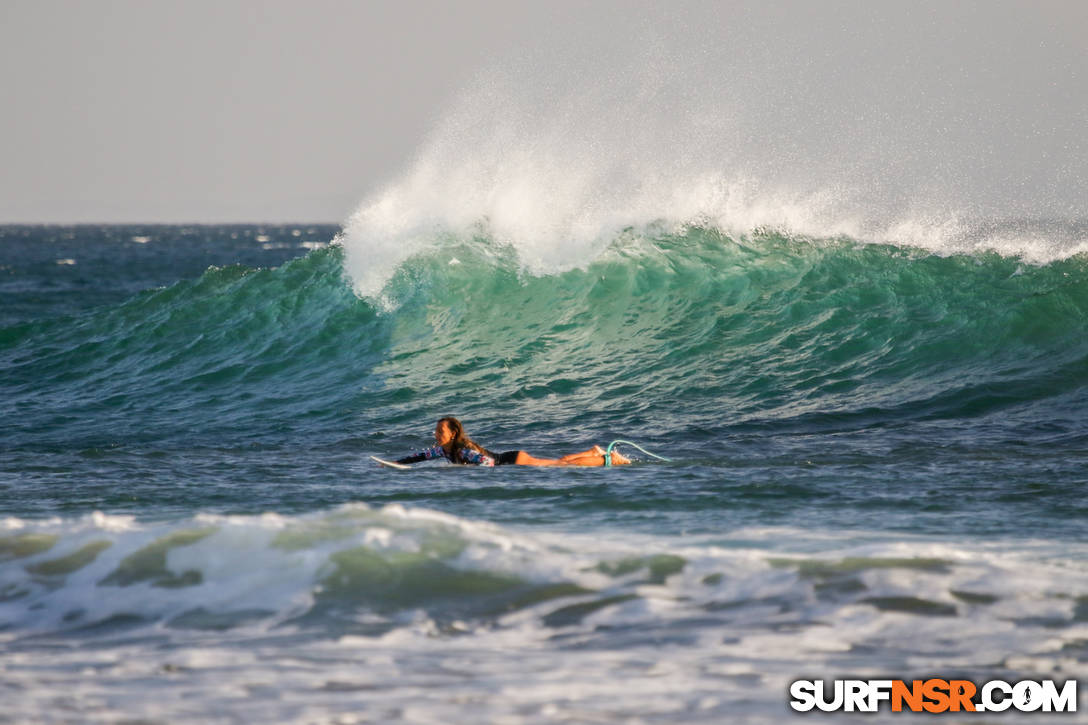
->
338, 48, 1088, 300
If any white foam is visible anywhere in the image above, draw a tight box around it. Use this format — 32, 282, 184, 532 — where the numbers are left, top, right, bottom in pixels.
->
3, 508, 1087, 723
89, 510, 137, 532
339, 68, 1087, 301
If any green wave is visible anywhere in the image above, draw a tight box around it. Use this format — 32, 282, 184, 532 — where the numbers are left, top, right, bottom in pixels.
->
3, 228, 1086, 448
369, 227, 1088, 437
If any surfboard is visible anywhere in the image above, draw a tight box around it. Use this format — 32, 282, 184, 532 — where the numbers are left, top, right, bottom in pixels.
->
370, 455, 411, 470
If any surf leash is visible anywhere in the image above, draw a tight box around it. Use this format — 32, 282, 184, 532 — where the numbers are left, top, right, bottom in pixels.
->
604, 439, 672, 467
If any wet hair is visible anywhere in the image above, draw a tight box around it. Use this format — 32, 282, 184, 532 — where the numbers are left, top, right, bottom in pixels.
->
437, 416, 492, 464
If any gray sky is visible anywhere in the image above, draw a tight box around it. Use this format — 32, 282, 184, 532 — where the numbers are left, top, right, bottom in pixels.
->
1, 0, 1086, 223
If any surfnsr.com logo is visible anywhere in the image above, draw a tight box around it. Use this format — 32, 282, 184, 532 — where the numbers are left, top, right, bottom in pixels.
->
789, 679, 1078, 713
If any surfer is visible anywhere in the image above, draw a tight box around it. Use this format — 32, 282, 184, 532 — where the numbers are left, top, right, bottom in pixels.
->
393, 416, 630, 467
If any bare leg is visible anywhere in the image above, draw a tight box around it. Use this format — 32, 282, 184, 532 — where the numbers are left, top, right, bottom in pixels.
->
513, 451, 566, 467
562, 447, 630, 466
563, 445, 630, 465
514, 447, 630, 467
558, 446, 604, 462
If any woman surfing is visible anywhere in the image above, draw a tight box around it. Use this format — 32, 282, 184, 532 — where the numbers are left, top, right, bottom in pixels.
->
388, 416, 630, 467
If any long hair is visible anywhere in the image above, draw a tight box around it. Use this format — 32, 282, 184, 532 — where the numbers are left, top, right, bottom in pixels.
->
437, 416, 491, 464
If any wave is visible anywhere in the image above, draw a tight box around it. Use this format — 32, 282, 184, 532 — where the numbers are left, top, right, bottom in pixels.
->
2, 503, 1086, 645
2, 226, 1087, 450
4, 503, 1086, 725
336, 56, 1088, 300
1, 247, 381, 447
340, 176, 1088, 302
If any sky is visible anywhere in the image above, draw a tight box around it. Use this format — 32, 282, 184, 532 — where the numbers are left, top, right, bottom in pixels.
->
1, 0, 1085, 224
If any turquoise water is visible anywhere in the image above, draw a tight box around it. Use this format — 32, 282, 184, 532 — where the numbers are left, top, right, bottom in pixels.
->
2, 223, 1087, 722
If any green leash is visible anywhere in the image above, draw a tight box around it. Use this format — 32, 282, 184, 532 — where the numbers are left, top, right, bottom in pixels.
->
604, 439, 672, 467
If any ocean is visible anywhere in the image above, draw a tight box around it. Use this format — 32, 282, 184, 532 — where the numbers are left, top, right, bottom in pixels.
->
1, 220, 1086, 723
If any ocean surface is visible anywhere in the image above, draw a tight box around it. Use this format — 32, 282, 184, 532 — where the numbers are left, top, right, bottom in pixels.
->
2, 221, 1087, 723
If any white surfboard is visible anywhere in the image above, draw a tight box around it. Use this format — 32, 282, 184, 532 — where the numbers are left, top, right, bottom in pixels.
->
370, 455, 411, 470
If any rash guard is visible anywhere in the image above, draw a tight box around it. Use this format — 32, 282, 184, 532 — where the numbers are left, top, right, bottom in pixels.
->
396, 445, 496, 467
